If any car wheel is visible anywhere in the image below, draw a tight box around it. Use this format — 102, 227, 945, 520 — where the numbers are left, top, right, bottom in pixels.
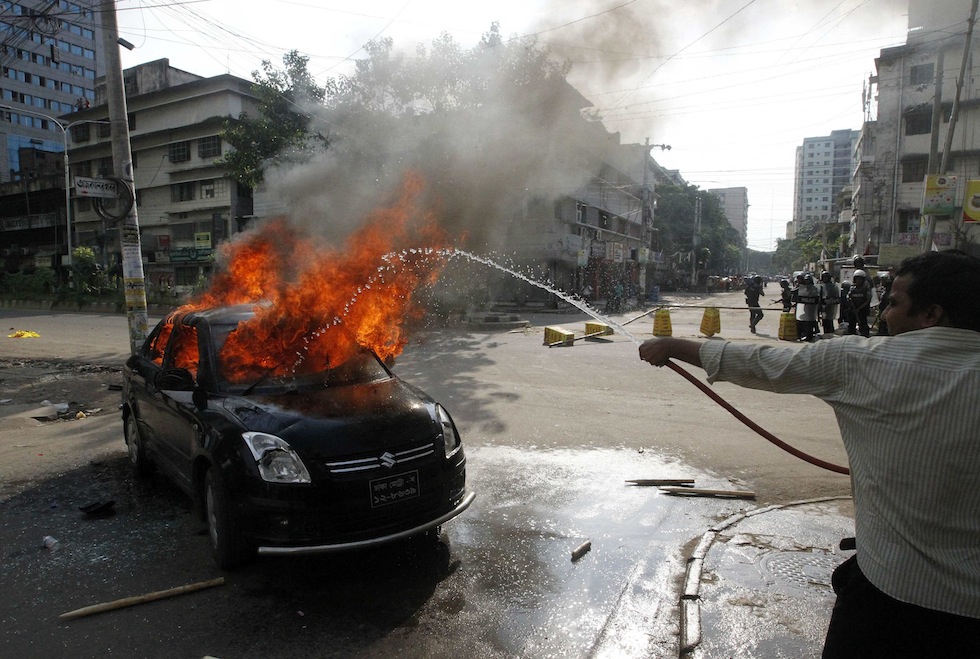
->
124, 412, 152, 476
204, 468, 252, 570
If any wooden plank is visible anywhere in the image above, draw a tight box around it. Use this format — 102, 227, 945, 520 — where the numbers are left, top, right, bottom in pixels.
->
659, 486, 756, 500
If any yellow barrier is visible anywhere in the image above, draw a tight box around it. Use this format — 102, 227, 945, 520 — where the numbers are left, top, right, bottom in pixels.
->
584, 321, 613, 337
653, 308, 672, 336
700, 307, 721, 337
778, 312, 797, 341
543, 326, 575, 346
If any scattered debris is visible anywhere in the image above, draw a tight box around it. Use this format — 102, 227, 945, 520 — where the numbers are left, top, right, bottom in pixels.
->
571, 540, 592, 562
42, 535, 59, 551
8, 330, 40, 338
60, 577, 226, 621
659, 486, 756, 500
78, 500, 116, 518
626, 478, 695, 487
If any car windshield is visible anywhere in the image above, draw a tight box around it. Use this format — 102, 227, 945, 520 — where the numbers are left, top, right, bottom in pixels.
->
209, 322, 390, 394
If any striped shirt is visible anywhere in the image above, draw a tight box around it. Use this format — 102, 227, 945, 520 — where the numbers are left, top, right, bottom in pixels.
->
700, 327, 980, 618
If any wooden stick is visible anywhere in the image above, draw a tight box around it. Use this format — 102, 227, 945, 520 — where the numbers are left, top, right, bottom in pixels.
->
625, 478, 695, 487
547, 329, 610, 348
60, 577, 225, 621
659, 486, 756, 500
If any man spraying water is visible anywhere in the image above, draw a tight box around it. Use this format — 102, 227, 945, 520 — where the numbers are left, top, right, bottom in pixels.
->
639, 250, 980, 657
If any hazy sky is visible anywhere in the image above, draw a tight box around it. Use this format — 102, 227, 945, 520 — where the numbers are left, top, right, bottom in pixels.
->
116, 0, 912, 251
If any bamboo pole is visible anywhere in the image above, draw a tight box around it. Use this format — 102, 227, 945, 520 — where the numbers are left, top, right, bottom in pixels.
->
60, 577, 225, 621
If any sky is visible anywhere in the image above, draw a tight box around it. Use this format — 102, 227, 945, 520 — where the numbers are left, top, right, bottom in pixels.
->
115, 0, 911, 252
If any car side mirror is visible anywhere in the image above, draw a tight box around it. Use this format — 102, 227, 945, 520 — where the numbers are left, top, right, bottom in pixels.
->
192, 388, 208, 410
156, 367, 196, 391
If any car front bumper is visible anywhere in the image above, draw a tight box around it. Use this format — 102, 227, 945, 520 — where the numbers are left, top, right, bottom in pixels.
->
255, 490, 476, 556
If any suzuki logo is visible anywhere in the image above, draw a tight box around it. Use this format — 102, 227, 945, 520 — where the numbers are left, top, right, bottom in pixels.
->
379, 452, 397, 469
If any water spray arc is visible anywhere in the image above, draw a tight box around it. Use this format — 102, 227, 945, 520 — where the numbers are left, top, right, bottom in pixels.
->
446, 249, 850, 476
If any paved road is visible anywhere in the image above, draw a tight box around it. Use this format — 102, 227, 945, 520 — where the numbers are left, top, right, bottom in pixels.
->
0, 292, 851, 657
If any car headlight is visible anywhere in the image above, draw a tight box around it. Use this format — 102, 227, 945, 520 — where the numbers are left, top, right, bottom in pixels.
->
242, 431, 312, 484
435, 404, 461, 456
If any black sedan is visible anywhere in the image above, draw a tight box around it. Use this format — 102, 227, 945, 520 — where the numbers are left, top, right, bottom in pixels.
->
121, 305, 473, 568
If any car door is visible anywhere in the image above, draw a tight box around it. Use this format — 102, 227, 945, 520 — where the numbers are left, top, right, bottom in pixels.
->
153, 319, 206, 494
129, 321, 171, 451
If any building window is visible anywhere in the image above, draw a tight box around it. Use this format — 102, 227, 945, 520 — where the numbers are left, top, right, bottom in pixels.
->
71, 123, 90, 142
98, 119, 111, 138
910, 63, 934, 86
171, 181, 196, 202
902, 158, 928, 183
169, 141, 190, 163
98, 156, 112, 175
905, 108, 932, 135
175, 266, 198, 286
197, 135, 221, 159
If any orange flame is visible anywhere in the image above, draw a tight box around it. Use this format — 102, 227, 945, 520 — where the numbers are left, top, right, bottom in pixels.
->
182, 173, 450, 383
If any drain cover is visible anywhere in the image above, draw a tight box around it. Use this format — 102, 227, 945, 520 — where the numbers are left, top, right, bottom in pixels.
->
760, 552, 843, 591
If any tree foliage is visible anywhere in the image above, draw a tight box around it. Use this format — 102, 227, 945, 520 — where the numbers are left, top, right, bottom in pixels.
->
653, 184, 743, 273
220, 50, 328, 187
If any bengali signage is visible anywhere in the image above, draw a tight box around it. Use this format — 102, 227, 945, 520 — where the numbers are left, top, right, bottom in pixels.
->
74, 176, 118, 199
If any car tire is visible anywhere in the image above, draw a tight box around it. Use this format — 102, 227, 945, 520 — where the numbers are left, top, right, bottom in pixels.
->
204, 468, 252, 570
124, 412, 152, 476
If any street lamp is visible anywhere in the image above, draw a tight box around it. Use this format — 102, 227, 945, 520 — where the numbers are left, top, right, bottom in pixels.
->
0, 104, 108, 268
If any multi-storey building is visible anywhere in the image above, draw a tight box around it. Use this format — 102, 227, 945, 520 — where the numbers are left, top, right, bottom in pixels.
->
66, 59, 258, 293
857, 0, 980, 263
707, 186, 748, 244
0, 0, 102, 268
792, 129, 859, 233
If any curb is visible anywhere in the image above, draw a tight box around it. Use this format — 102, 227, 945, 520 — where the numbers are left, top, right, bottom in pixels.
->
678, 496, 853, 656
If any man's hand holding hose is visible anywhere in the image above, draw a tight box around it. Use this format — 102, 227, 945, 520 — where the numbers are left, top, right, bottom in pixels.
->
638, 337, 703, 369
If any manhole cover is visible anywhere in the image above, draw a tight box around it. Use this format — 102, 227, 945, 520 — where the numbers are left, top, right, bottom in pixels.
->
760, 552, 843, 590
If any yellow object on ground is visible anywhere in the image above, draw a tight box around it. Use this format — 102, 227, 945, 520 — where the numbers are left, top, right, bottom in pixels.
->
584, 322, 613, 337
653, 308, 672, 337
8, 330, 40, 338
543, 326, 575, 346
700, 308, 721, 337
778, 312, 797, 341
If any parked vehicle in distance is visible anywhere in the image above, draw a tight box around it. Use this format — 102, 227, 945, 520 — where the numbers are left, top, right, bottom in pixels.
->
121, 305, 473, 568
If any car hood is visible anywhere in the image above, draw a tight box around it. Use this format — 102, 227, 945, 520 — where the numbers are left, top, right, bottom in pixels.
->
215, 378, 439, 454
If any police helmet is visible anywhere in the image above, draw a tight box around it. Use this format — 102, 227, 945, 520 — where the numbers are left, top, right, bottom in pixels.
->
853, 269, 867, 279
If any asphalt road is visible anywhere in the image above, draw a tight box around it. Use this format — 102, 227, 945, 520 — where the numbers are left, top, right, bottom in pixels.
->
0, 291, 851, 658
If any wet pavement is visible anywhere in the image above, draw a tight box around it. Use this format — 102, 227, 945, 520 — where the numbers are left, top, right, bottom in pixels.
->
685, 497, 855, 658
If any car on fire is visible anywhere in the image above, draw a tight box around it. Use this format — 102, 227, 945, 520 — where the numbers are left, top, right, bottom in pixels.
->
121, 305, 473, 568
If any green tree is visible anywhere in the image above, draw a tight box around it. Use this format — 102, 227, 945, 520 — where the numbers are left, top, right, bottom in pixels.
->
220, 50, 328, 187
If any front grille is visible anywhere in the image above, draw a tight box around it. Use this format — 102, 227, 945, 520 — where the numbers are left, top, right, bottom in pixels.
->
324, 441, 436, 474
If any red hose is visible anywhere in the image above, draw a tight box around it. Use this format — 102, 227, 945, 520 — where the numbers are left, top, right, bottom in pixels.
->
666, 360, 851, 475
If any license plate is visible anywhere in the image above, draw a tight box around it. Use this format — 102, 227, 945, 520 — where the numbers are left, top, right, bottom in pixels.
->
369, 470, 420, 508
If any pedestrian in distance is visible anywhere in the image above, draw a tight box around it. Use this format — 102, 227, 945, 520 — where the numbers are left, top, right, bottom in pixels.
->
637, 249, 980, 657
745, 275, 764, 333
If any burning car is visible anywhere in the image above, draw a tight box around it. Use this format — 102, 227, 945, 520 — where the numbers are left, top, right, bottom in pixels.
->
121, 305, 473, 569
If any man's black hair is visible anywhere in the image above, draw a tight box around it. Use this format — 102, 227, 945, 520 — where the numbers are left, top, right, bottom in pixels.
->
895, 250, 980, 331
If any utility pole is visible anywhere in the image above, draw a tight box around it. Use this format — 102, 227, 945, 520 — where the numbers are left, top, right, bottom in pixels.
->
691, 193, 701, 288
923, 0, 978, 253
100, 0, 148, 353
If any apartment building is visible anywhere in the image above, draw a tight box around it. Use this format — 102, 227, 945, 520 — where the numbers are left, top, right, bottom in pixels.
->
858, 0, 980, 262
0, 0, 102, 268
66, 59, 258, 292
707, 186, 748, 244
792, 129, 859, 232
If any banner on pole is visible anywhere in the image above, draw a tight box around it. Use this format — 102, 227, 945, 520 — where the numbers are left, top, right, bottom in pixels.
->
963, 179, 980, 222
921, 174, 957, 215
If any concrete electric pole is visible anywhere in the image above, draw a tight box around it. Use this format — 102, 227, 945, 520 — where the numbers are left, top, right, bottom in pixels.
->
99, 0, 148, 354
